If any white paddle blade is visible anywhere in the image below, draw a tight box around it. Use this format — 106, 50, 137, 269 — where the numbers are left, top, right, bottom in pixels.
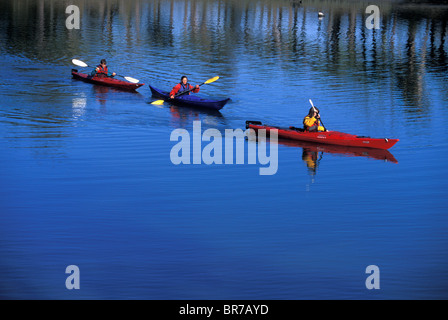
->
72, 59, 88, 68
151, 100, 165, 105
124, 76, 139, 84
309, 99, 318, 112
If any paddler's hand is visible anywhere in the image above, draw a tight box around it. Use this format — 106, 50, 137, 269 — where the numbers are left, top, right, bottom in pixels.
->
170, 95, 174, 99
112, 72, 116, 77
195, 85, 199, 89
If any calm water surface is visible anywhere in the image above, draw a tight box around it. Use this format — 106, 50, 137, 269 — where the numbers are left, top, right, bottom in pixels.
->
1, 0, 448, 299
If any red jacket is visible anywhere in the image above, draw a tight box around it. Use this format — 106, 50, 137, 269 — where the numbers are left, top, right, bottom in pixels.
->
170, 83, 200, 97
90, 65, 113, 77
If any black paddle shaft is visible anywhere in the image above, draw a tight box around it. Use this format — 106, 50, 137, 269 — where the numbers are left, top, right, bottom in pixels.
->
316, 114, 326, 131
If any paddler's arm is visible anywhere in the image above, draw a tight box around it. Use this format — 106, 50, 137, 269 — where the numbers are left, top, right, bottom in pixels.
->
90, 67, 99, 77
191, 84, 200, 93
169, 84, 181, 99
315, 114, 326, 131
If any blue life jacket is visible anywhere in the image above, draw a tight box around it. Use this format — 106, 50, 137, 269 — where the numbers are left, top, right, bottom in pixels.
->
179, 83, 191, 94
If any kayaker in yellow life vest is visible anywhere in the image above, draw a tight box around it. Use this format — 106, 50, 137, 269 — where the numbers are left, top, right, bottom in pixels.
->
90, 59, 116, 78
303, 106, 326, 132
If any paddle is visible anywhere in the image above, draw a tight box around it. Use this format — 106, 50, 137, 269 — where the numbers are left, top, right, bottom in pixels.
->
151, 76, 220, 105
308, 99, 327, 131
71, 59, 140, 84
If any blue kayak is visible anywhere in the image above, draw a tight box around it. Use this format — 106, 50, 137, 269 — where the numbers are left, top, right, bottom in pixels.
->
149, 85, 230, 110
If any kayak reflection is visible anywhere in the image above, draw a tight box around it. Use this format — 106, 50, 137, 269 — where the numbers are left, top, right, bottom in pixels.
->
168, 104, 226, 129
92, 84, 109, 106
246, 131, 397, 182
301, 146, 322, 178
278, 138, 399, 165
92, 85, 144, 106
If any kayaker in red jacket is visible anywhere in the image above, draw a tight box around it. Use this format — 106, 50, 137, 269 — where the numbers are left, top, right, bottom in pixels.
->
90, 59, 116, 78
303, 107, 326, 132
170, 76, 200, 99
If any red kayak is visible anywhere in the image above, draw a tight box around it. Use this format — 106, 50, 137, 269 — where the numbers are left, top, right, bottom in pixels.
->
71, 69, 144, 91
246, 121, 399, 150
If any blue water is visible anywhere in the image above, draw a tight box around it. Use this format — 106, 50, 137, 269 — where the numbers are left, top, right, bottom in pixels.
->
1, 0, 448, 299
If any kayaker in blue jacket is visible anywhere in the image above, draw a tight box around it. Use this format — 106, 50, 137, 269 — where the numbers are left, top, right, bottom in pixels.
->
90, 59, 116, 78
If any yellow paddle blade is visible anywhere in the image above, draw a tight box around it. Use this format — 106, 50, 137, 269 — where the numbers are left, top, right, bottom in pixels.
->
151, 99, 165, 105
204, 76, 219, 84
